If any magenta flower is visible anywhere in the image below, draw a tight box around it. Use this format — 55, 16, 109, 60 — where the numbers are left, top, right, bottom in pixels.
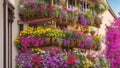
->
80, 37, 93, 48
39, 6, 46, 12
19, 36, 44, 50
48, 5, 54, 10
106, 17, 120, 68
79, 14, 87, 26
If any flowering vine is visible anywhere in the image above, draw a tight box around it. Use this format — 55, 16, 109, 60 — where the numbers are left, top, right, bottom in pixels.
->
106, 17, 120, 68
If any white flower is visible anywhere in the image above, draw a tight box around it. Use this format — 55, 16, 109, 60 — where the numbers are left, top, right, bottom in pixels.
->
20, 5, 24, 9
37, 52, 40, 54
22, 61, 24, 63
41, 51, 46, 54
99, 4, 104, 10
74, 51, 77, 53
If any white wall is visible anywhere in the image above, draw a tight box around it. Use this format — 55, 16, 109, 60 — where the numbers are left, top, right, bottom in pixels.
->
0, 0, 3, 68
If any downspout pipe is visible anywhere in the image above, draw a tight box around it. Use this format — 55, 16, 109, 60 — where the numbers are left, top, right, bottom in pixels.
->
3, 0, 6, 68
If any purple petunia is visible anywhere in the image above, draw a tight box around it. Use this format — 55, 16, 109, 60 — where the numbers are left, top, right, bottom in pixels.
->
79, 14, 87, 26
81, 37, 93, 48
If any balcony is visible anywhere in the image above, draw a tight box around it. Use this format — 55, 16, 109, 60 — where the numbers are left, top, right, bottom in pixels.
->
18, 0, 107, 28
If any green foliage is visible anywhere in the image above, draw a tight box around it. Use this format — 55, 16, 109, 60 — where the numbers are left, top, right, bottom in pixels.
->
89, 2, 108, 15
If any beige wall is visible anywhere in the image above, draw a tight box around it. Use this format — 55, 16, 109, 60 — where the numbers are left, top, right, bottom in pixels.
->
99, 10, 115, 50
0, 0, 3, 68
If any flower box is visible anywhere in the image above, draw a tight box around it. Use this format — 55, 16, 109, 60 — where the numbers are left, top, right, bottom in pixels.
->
34, 64, 39, 68
44, 37, 52, 46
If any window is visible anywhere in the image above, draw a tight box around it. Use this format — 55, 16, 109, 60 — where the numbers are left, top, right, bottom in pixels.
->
68, 0, 75, 9
4, 1, 15, 68
19, 24, 23, 32
79, 1, 91, 12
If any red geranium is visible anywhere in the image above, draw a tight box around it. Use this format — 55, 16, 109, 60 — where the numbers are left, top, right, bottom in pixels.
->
48, 5, 54, 10
40, 6, 46, 12
66, 54, 76, 65
66, 59, 75, 65
63, 6, 67, 11
32, 56, 42, 64
68, 54, 74, 59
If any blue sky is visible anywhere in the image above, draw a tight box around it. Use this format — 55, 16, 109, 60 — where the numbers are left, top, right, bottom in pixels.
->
108, 0, 120, 16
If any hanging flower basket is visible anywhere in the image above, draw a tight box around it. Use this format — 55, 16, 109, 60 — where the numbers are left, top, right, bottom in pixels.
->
89, 2, 108, 15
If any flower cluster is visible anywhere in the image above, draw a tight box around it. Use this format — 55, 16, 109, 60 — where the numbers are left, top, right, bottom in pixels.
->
81, 37, 93, 49
79, 14, 87, 26
61, 30, 102, 50
18, 0, 106, 28
16, 47, 79, 68
90, 1, 108, 15
19, 36, 43, 50
15, 26, 65, 50
78, 13, 102, 27
16, 47, 109, 68
106, 17, 120, 68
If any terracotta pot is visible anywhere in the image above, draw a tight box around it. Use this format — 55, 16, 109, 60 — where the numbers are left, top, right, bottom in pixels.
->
51, 39, 57, 45
70, 39, 75, 48
95, 16, 102, 28
44, 37, 51, 46
93, 44, 100, 51
34, 64, 39, 68
48, 10, 55, 18
87, 17, 94, 26
77, 40, 81, 47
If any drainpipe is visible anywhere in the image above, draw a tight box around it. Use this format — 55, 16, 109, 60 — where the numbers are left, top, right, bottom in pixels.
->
3, 0, 6, 68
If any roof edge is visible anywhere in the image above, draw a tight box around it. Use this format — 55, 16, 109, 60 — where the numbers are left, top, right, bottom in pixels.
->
106, 0, 117, 19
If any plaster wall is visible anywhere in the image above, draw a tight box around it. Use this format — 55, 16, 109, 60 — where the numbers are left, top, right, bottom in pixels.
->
0, 0, 4, 68
99, 10, 115, 50
9, 0, 19, 68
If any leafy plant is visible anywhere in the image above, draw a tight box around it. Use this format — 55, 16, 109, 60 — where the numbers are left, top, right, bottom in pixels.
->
90, 30, 96, 35
90, 2, 108, 15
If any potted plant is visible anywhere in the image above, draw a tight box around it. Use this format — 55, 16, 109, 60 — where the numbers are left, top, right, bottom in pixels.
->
54, 6, 60, 19
92, 34, 101, 50
89, 2, 108, 15
48, 5, 55, 18
85, 11, 95, 26
67, 9, 73, 23
90, 30, 96, 36
80, 36, 93, 49
62, 31, 72, 50
94, 16, 102, 28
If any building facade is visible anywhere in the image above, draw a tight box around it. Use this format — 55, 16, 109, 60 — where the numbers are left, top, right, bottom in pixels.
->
0, 0, 116, 68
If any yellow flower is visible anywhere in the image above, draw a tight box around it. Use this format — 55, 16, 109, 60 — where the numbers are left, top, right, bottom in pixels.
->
84, 58, 93, 68
32, 48, 43, 52
37, 48, 42, 52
